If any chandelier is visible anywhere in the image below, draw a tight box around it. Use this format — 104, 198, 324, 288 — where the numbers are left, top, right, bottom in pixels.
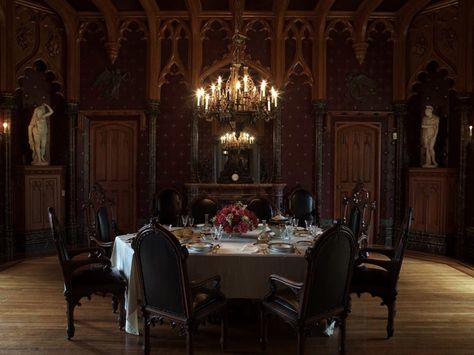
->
195, 0, 278, 123
220, 131, 255, 150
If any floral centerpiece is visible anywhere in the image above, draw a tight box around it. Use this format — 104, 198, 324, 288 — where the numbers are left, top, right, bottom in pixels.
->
213, 202, 258, 234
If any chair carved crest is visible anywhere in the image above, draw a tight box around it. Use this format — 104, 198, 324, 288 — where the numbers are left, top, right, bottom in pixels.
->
83, 183, 118, 251
342, 182, 376, 248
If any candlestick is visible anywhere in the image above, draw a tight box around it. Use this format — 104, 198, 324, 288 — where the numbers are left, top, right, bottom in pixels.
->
469, 125, 473, 138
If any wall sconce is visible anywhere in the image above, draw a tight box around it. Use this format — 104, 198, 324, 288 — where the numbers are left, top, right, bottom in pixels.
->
469, 125, 473, 139
0, 121, 9, 140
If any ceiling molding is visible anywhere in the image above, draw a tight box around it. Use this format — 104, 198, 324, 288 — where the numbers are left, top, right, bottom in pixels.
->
91, 0, 120, 64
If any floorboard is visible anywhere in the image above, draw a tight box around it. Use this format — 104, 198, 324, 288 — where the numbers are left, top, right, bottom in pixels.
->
0, 255, 473, 354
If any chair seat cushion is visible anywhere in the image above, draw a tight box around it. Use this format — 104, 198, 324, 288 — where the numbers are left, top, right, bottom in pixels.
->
71, 266, 126, 295
272, 288, 300, 313
192, 286, 223, 312
351, 265, 390, 291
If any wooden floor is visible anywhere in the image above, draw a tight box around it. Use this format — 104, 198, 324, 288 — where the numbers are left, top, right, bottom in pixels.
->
0, 254, 473, 355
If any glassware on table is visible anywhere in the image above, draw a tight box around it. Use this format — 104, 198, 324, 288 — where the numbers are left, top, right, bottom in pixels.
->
212, 225, 223, 241
188, 216, 194, 227
204, 213, 209, 227
304, 216, 313, 230
181, 215, 189, 228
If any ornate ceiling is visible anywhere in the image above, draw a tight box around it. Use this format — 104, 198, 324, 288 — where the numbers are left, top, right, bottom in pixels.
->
30, 0, 446, 15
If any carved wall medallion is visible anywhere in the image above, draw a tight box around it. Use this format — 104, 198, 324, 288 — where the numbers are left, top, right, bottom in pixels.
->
93, 67, 130, 100
345, 72, 376, 103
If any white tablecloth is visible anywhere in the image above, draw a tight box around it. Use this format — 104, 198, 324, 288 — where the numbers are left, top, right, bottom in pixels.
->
111, 234, 308, 335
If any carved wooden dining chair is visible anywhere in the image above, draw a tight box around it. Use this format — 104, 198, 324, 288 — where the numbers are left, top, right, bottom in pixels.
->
342, 182, 376, 250
261, 223, 357, 354
83, 183, 119, 255
246, 196, 273, 222
151, 187, 183, 226
288, 186, 316, 227
48, 207, 126, 339
132, 221, 227, 355
190, 196, 218, 224
351, 208, 413, 339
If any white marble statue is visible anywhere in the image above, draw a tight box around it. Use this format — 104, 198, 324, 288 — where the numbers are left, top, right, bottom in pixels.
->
28, 103, 53, 165
421, 105, 439, 168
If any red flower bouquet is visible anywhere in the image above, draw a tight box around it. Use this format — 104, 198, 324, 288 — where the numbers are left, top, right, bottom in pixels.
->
213, 202, 258, 234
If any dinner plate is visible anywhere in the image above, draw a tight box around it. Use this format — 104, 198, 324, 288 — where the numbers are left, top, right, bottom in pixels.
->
295, 240, 312, 247
186, 242, 213, 253
268, 242, 294, 254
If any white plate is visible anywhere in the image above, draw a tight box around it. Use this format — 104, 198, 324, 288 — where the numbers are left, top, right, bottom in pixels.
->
268, 242, 294, 253
186, 242, 213, 253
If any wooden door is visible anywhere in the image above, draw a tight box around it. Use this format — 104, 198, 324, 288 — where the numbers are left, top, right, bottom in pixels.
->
90, 121, 137, 233
334, 123, 380, 243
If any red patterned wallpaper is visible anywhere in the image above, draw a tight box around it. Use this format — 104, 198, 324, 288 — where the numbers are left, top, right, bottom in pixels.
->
327, 23, 393, 111
281, 75, 315, 195
156, 74, 192, 193
80, 25, 146, 110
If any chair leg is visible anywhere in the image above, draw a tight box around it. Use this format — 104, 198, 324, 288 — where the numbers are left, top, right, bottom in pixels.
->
117, 292, 126, 330
66, 299, 76, 340
386, 297, 396, 339
220, 313, 227, 352
112, 296, 118, 313
186, 328, 194, 355
297, 328, 305, 355
260, 307, 267, 352
143, 313, 150, 355
339, 315, 347, 354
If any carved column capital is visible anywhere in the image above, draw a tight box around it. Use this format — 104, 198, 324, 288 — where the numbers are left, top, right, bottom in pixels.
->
65, 101, 80, 116
146, 99, 160, 117
312, 100, 327, 116
455, 93, 472, 113
0, 92, 16, 110
392, 101, 408, 117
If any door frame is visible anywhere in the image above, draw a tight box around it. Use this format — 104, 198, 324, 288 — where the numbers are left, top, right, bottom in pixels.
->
326, 111, 393, 244
79, 110, 145, 232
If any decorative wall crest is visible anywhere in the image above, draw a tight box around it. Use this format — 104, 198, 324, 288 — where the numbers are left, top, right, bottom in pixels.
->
345, 72, 376, 103
93, 67, 130, 100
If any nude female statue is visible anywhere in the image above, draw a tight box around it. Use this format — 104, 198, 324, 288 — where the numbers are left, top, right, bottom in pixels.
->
421, 105, 439, 168
28, 103, 53, 165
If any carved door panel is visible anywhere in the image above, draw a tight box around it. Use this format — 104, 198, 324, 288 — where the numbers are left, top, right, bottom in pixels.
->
334, 123, 380, 243
90, 121, 137, 233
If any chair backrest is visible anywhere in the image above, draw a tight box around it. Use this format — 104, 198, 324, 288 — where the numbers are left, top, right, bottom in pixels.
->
152, 188, 183, 226
342, 182, 376, 243
299, 223, 356, 320
288, 187, 315, 226
83, 183, 117, 243
48, 207, 70, 287
132, 222, 192, 318
246, 196, 273, 222
391, 208, 413, 286
191, 196, 218, 224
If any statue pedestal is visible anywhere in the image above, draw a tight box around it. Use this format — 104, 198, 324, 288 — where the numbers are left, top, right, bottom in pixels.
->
407, 168, 457, 254
15, 165, 65, 254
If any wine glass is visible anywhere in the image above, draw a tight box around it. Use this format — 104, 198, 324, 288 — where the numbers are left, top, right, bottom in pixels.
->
181, 215, 189, 228
188, 216, 194, 228
304, 216, 313, 230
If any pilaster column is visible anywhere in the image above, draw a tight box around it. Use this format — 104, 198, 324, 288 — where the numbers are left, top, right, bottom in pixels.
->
146, 100, 159, 201
272, 108, 282, 183
312, 100, 327, 225
0, 92, 15, 260
455, 93, 473, 258
65, 100, 79, 246
190, 111, 199, 182
392, 101, 408, 228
